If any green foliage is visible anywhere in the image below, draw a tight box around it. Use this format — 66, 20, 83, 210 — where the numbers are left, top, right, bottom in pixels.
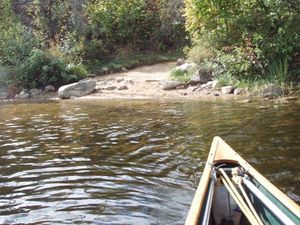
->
17, 50, 86, 89
87, 0, 160, 52
170, 66, 197, 83
0, 0, 38, 66
185, 0, 300, 84
185, 39, 215, 64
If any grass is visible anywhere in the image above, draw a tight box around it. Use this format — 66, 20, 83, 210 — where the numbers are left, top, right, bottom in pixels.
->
86, 51, 182, 75
214, 56, 294, 95
170, 68, 195, 83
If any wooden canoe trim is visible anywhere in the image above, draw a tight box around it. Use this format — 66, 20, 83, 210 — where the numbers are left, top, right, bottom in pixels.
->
185, 136, 300, 225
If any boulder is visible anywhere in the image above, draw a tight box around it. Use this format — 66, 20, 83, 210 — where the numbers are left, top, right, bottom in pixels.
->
161, 81, 185, 90
234, 88, 245, 95
44, 85, 55, 92
189, 67, 213, 85
58, 79, 96, 99
221, 86, 234, 94
175, 63, 197, 73
261, 84, 283, 98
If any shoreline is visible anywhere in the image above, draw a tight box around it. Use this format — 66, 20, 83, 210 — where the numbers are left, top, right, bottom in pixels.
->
1, 62, 299, 104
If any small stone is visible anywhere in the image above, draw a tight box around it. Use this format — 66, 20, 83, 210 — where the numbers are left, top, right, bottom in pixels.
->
212, 80, 221, 90
30, 88, 42, 96
118, 85, 128, 90
176, 58, 185, 66
206, 81, 214, 87
126, 80, 134, 85
234, 88, 245, 95
122, 67, 128, 72
105, 86, 117, 90
161, 81, 183, 90
44, 85, 55, 93
117, 78, 125, 83
102, 67, 109, 74
239, 99, 251, 103
221, 86, 234, 94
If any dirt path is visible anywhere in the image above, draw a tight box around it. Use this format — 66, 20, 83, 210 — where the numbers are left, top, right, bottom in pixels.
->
81, 62, 227, 100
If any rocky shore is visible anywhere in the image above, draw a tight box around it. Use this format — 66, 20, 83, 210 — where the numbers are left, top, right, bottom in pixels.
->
0, 62, 298, 102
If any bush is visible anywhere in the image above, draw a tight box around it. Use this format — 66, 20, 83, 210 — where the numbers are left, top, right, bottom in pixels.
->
17, 50, 87, 89
184, 0, 300, 83
0, 1, 38, 66
185, 39, 215, 64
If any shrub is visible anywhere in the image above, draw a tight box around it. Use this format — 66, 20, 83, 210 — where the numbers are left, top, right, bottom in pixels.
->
17, 50, 87, 89
185, 39, 215, 64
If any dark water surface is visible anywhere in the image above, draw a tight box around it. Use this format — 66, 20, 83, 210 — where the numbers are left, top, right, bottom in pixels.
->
0, 99, 299, 224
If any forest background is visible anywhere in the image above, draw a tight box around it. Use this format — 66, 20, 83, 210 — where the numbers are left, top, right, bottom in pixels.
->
0, 0, 299, 92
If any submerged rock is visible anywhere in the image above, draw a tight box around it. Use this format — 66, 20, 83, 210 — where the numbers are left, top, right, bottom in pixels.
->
58, 79, 96, 99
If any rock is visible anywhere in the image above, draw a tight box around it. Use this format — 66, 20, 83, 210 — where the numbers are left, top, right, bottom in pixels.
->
175, 63, 197, 73
221, 86, 234, 94
16, 89, 30, 99
122, 67, 128, 72
58, 79, 96, 99
189, 67, 212, 85
102, 67, 109, 74
44, 85, 55, 92
261, 84, 283, 98
206, 81, 214, 87
105, 86, 117, 90
30, 88, 42, 96
239, 99, 251, 103
161, 81, 185, 90
212, 80, 221, 90
126, 80, 134, 85
118, 85, 128, 90
0, 92, 7, 99
201, 84, 207, 88
176, 58, 185, 66
117, 78, 125, 83
234, 88, 245, 95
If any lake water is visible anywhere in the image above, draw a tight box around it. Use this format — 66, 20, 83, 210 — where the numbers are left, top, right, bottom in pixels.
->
0, 99, 299, 224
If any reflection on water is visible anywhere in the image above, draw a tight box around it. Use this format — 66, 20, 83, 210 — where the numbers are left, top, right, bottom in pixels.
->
0, 99, 299, 224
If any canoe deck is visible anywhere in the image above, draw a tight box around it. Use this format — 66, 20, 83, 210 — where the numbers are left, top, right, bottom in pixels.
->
185, 137, 300, 225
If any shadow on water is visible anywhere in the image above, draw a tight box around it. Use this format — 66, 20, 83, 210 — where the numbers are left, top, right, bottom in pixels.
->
0, 99, 299, 224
